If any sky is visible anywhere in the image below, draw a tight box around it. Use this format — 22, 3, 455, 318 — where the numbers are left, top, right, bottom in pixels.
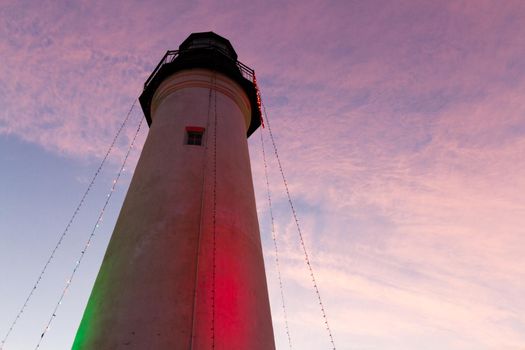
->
1, 0, 525, 349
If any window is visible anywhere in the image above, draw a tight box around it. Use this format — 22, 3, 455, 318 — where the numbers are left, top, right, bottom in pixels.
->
187, 131, 203, 145
186, 126, 205, 146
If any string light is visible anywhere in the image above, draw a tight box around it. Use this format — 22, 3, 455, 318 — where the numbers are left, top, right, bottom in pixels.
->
211, 75, 218, 350
259, 126, 293, 348
0, 99, 138, 350
189, 74, 215, 349
34, 115, 144, 350
253, 73, 264, 128
259, 91, 337, 349
260, 126, 293, 349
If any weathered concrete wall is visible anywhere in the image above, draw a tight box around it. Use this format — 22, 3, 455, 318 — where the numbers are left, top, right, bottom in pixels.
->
72, 69, 275, 349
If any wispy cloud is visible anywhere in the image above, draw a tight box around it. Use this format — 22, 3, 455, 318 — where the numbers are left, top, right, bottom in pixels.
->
2, 0, 525, 349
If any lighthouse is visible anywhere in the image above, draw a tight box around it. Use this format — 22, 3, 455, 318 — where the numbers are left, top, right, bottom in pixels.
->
72, 32, 276, 349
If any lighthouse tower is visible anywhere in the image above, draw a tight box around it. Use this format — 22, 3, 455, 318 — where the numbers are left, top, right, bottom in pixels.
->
72, 32, 276, 349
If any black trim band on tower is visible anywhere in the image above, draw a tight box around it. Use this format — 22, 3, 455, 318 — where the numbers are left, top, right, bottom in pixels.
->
139, 32, 262, 137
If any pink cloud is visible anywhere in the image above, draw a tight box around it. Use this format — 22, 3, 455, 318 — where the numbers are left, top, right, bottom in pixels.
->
2, 0, 525, 348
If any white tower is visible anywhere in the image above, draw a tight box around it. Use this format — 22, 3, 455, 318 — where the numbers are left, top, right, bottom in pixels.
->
72, 32, 276, 349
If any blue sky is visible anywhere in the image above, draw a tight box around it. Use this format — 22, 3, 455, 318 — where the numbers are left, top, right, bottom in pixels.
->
2, 0, 525, 349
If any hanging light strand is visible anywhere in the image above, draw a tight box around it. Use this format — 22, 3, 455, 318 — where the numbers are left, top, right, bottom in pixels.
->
257, 83, 336, 349
34, 115, 144, 350
189, 75, 215, 349
211, 76, 218, 350
0, 99, 137, 350
259, 129, 293, 349
253, 73, 264, 128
